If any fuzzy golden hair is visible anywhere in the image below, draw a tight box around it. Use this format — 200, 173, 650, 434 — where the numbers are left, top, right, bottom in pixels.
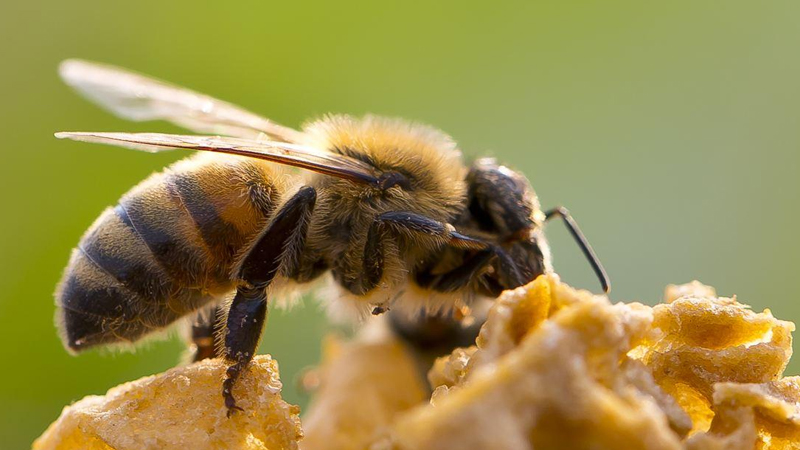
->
294, 115, 475, 315
302, 114, 467, 218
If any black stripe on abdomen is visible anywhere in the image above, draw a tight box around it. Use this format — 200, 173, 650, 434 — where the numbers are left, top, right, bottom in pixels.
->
114, 201, 209, 288
168, 171, 245, 267
79, 232, 175, 304
57, 247, 173, 351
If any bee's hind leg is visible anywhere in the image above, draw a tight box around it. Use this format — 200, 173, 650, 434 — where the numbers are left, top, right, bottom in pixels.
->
221, 186, 316, 417
186, 304, 225, 362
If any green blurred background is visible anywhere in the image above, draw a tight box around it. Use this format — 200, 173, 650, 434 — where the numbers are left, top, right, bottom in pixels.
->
2, 1, 800, 447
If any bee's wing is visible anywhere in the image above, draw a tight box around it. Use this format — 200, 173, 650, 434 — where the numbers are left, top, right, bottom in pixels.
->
59, 59, 304, 143
55, 132, 381, 185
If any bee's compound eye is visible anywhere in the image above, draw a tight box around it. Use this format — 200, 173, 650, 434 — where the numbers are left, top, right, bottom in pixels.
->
378, 171, 412, 191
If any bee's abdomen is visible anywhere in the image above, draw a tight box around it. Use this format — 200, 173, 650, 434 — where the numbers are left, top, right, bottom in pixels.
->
56, 154, 282, 352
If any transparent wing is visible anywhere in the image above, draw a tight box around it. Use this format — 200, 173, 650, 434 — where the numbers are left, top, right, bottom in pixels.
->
55, 132, 381, 185
59, 59, 304, 143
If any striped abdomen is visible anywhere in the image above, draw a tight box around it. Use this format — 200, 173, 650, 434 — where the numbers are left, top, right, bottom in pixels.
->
56, 153, 285, 351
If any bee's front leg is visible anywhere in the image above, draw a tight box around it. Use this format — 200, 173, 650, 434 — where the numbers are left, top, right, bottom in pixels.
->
414, 249, 497, 293
222, 186, 316, 417
334, 211, 487, 297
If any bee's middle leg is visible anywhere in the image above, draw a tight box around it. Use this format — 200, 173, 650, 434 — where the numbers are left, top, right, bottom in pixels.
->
221, 186, 316, 417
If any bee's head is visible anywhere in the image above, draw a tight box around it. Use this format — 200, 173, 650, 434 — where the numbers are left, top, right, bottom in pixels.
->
302, 114, 467, 221
466, 158, 543, 241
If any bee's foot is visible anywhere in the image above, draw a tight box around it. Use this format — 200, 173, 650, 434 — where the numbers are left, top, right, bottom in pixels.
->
224, 393, 245, 417
226, 404, 245, 418
223, 375, 245, 418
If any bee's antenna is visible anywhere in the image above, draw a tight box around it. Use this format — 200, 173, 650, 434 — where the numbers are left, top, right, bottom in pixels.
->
544, 207, 611, 293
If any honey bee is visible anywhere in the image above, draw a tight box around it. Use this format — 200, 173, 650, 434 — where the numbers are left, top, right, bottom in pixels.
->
55, 59, 609, 416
